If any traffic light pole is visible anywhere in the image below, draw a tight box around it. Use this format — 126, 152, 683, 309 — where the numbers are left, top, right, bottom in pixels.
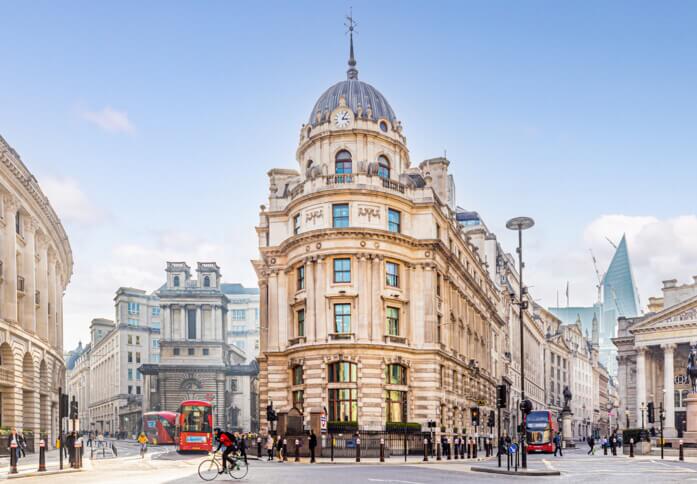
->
517, 227, 528, 469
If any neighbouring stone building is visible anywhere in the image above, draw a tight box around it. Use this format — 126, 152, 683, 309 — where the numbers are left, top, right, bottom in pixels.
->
254, 35, 507, 436
614, 276, 697, 438
224, 284, 260, 362
140, 262, 258, 432
0, 135, 73, 451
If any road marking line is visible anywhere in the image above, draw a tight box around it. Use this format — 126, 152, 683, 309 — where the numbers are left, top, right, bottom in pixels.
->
368, 479, 425, 484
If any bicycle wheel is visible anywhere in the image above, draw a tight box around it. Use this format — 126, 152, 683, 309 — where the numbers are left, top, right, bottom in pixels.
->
229, 459, 248, 480
198, 458, 220, 481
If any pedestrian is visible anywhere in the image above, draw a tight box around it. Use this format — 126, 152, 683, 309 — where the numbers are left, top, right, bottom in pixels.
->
238, 432, 248, 465
8, 428, 21, 463
309, 430, 317, 463
553, 432, 563, 457
587, 435, 595, 455
17, 431, 27, 458
266, 433, 274, 461
276, 434, 284, 461
87, 432, 93, 447
97, 432, 104, 448
67, 431, 76, 467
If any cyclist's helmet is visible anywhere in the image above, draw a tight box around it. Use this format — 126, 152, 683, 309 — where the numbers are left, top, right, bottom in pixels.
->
214, 427, 222, 435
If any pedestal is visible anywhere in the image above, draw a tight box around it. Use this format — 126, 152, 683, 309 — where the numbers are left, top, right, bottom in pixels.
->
683, 393, 697, 442
561, 410, 575, 448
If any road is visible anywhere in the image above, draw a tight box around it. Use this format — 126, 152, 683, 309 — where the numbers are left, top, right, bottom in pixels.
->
22, 446, 697, 483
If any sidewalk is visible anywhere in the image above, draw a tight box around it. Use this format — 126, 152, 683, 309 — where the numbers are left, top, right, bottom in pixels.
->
259, 454, 495, 465
0, 448, 88, 479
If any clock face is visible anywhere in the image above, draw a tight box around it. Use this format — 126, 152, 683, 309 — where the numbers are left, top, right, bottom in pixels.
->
334, 110, 350, 128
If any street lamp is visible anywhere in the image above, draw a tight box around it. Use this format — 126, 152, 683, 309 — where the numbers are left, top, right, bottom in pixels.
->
506, 216, 535, 469
640, 402, 646, 430
660, 389, 666, 460
625, 408, 630, 429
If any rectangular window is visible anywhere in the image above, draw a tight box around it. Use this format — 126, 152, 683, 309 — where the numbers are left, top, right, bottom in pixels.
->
152, 339, 160, 349
136, 352, 141, 364
328, 388, 357, 422
386, 262, 399, 287
436, 273, 441, 297
128, 318, 139, 327
128, 385, 132, 394
128, 352, 133, 363
293, 390, 304, 411
203, 348, 209, 356
127, 302, 140, 315
151, 320, 161, 330
232, 309, 246, 320
297, 266, 305, 291
128, 369, 133, 380
127, 335, 133, 345
151, 354, 160, 363
386, 306, 399, 336
187, 309, 196, 339
294, 214, 301, 235
136, 386, 141, 395
136, 336, 141, 345
188, 348, 195, 356
293, 366, 304, 385
173, 348, 180, 356
385, 390, 407, 423
333, 258, 351, 283
136, 371, 142, 380
297, 309, 305, 337
388, 209, 401, 233
332, 204, 349, 228
334, 303, 351, 333
152, 307, 160, 316
437, 315, 442, 344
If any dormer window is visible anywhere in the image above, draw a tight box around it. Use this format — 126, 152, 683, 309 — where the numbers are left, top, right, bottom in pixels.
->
203, 276, 211, 288
173, 275, 180, 287
377, 155, 390, 179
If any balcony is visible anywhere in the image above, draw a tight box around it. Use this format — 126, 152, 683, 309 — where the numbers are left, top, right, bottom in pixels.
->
383, 335, 407, 345
17, 276, 25, 293
329, 332, 354, 341
288, 336, 306, 346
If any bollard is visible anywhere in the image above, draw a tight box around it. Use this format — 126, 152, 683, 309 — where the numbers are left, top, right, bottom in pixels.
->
454, 438, 459, 460
423, 438, 428, 462
9, 441, 18, 474
507, 449, 511, 471
356, 437, 361, 463
75, 441, 82, 469
680, 439, 684, 461
436, 441, 441, 461
38, 439, 47, 472
295, 439, 300, 462
474, 439, 478, 459
283, 439, 288, 462
467, 439, 472, 459
460, 439, 465, 459
257, 437, 262, 458
447, 438, 451, 460
380, 437, 385, 462
629, 438, 634, 458
485, 438, 489, 457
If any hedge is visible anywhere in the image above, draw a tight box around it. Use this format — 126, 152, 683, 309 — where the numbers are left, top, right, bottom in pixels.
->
622, 428, 650, 443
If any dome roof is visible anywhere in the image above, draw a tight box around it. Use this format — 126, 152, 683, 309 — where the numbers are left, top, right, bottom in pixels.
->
308, 20, 396, 127
308, 79, 396, 127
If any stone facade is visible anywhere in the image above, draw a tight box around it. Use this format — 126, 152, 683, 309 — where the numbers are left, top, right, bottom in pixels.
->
140, 262, 258, 432
614, 277, 697, 438
254, 45, 505, 436
0, 135, 73, 449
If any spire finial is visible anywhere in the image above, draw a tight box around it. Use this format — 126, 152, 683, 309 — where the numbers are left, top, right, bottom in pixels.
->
345, 9, 358, 80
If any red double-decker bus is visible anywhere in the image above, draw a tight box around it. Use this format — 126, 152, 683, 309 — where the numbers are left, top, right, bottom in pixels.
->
178, 400, 213, 452
526, 410, 557, 453
143, 411, 178, 445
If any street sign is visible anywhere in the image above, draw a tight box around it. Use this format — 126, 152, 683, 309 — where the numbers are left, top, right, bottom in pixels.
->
509, 443, 518, 454
320, 415, 327, 431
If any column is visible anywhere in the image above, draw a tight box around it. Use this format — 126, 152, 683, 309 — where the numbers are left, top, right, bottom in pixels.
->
662, 343, 676, 436
305, 258, 316, 341
370, 257, 381, 340
163, 305, 171, 340
4, 196, 19, 323
196, 307, 202, 339
636, 347, 646, 428
315, 257, 327, 341
37, 236, 49, 340
47, 252, 57, 347
180, 307, 186, 340
23, 216, 38, 334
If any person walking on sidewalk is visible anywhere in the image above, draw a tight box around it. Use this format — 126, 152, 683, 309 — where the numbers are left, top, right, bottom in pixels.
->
8, 428, 21, 464
587, 435, 595, 455
266, 434, 274, 461
309, 430, 317, 463
17, 431, 27, 458
97, 432, 104, 448
553, 432, 563, 457
276, 434, 284, 462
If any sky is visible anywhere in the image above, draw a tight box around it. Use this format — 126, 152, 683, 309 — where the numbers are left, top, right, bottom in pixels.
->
1, 1, 696, 350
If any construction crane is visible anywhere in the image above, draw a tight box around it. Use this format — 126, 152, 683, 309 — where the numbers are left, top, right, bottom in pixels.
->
589, 249, 604, 306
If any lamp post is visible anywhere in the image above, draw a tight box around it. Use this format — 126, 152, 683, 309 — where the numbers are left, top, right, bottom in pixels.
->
640, 402, 646, 430
660, 389, 666, 460
625, 408, 630, 429
506, 216, 535, 469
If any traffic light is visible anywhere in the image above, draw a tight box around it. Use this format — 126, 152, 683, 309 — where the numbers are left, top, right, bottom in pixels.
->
488, 410, 495, 428
520, 399, 533, 415
496, 385, 508, 409
471, 407, 480, 426
647, 402, 655, 424
59, 392, 69, 420
70, 398, 78, 420
266, 404, 277, 422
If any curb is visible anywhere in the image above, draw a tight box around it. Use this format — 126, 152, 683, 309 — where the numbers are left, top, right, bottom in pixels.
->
7, 468, 83, 480
471, 466, 561, 476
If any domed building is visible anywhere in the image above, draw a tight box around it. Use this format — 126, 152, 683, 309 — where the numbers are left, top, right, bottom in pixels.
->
0, 135, 73, 450
254, 29, 506, 443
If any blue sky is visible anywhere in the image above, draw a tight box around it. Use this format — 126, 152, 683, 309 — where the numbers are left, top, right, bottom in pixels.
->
2, 1, 696, 348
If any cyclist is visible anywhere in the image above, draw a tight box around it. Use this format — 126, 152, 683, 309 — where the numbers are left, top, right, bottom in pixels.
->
213, 428, 238, 474
137, 432, 149, 458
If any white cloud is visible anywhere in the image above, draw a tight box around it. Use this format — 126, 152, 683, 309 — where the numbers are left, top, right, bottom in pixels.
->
81, 106, 135, 134
529, 214, 697, 312
40, 176, 105, 226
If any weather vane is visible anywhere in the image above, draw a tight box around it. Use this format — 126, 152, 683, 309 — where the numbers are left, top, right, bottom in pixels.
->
345, 8, 358, 35
344, 8, 359, 80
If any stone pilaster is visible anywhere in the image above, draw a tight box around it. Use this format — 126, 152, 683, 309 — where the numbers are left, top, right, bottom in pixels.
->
662, 343, 676, 436
636, 347, 646, 428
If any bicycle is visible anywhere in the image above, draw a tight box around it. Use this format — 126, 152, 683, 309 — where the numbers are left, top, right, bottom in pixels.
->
198, 451, 248, 481
139, 443, 147, 458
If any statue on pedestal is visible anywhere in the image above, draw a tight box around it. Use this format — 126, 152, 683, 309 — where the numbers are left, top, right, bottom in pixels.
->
563, 386, 573, 412
688, 345, 697, 393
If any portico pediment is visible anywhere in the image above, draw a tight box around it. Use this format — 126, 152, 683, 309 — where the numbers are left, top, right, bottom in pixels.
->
630, 294, 697, 336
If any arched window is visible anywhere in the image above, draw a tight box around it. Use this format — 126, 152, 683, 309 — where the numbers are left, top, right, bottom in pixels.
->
306, 159, 314, 172
335, 150, 352, 182
385, 364, 406, 385
173, 275, 180, 287
203, 276, 210, 287
377, 155, 390, 179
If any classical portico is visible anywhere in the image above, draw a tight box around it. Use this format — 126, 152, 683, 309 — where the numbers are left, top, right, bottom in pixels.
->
614, 291, 697, 439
